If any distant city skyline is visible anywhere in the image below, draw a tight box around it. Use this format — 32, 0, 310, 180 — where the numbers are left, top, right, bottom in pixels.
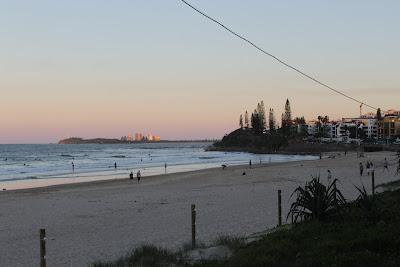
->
1, 1, 399, 143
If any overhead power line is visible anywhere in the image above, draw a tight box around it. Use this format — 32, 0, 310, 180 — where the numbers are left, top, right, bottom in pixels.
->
179, 0, 379, 111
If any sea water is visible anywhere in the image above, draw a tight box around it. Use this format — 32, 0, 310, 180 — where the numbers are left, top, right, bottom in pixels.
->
0, 142, 317, 189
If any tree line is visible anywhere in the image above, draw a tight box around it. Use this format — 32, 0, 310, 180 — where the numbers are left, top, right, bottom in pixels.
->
239, 99, 294, 135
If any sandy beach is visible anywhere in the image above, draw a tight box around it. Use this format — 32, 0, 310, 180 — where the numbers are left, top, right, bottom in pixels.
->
0, 151, 399, 267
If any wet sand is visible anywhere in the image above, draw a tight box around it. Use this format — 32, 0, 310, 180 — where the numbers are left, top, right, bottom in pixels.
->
0, 151, 399, 266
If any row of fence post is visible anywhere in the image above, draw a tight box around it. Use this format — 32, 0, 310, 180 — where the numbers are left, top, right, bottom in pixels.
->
36, 191, 287, 265
190, 193, 283, 250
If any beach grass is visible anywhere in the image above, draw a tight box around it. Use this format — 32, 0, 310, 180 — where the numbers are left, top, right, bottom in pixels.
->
220, 187, 400, 267
92, 244, 179, 267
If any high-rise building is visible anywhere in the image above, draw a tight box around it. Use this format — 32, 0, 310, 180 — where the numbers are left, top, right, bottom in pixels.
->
135, 133, 143, 142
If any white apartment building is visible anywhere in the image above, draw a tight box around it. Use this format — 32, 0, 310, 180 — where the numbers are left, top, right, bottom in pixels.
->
342, 116, 378, 138
305, 121, 319, 136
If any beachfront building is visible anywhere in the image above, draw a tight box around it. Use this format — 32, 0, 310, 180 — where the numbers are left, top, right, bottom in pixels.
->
342, 115, 378, 139
385, 109, 400, 117
337, 122, 356, 138
305, 121, 318, 136
324, 122, 339, 139
378, 116, 400, 139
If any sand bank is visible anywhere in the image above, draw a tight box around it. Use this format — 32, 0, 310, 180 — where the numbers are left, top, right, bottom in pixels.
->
0, 151, 399, 266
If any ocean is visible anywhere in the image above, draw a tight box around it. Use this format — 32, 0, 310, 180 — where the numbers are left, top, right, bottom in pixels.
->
0, 142, 317, 189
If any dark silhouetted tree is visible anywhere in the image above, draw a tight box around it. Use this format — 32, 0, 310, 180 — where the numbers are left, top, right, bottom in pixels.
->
258, 101, 266, 130
251, 110, 262, 134
376, 108, 383, 120
294, 116, 306, 124
239, 114, 243, 129
269, 108, 276, 131
281, 99, 292, 128
244, 111, 249, 128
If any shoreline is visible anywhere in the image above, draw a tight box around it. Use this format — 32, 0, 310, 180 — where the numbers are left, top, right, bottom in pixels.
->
0, 154, 318, 191
0, 159, 310, 193
206, 146, 321, 155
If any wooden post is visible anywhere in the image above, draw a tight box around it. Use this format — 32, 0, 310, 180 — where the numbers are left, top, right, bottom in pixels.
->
40, 228, 46, 267
372, 170, 375, 196
278, 190, 282, 226
334, 182, 338, 209
191, 204, 196, 249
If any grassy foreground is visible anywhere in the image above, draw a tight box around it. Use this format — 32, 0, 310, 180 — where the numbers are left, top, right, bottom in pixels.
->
92, 188, 400, 267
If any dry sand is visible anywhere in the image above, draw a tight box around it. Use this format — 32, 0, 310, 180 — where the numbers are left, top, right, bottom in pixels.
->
0, 151, 399, 267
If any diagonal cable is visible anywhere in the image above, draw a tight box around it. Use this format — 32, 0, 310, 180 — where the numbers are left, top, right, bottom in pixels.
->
180, 0, 379, 111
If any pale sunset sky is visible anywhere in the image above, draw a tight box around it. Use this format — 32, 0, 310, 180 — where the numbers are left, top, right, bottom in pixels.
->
1, 1, 399, 143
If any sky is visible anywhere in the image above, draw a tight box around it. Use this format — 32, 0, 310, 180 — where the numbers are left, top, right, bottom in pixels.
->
1, 0, 399, 143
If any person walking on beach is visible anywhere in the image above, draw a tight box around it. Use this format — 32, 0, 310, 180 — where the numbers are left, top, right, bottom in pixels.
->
327, 170, 332, 184
384, 158, 389, 172
114, 162, 117, 169
359, 162, 363, 176
72, 161, 75, 172
164, 162, 167, 173
249, 160, 252, 169
136, 170, 141, 183
129, 171, 133, 180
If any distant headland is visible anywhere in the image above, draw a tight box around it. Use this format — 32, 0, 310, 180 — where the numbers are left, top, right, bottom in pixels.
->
58, 138, 122, 144
58, 137, 216, 144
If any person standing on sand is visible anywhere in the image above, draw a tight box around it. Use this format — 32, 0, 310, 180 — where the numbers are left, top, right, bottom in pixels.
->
165, 162, 167, 173
114, 162, 117, 169
327, 170, 332, 184
136, 170, 141, 183
249, 160, 252, 169
384, 158, 389, 172
129, 171, 133, 180
72, 161, 75, 172
359, 162, 363, 176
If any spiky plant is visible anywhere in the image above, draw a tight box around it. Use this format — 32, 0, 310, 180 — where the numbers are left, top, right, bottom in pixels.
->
288, 177, 346, 223
355, 184, 379, 223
